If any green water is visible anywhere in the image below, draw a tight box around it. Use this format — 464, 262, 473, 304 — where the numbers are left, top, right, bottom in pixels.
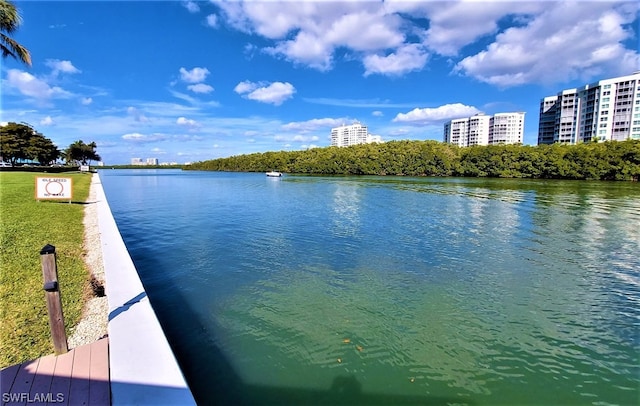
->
100, 171, 640, 405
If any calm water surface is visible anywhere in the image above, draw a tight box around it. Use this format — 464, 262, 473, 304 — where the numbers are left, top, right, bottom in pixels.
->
99, 169, 639, 405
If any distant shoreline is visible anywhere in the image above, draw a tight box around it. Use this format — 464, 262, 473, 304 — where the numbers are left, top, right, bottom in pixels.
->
184, 140, 640, 181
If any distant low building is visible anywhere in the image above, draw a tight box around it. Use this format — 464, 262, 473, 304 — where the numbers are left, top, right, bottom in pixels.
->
444, 113, 524, 146
330, 123, 383, 147
131, 157, 160, 166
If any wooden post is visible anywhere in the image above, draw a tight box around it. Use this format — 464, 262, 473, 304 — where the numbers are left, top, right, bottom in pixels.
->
40, 244, 68, 354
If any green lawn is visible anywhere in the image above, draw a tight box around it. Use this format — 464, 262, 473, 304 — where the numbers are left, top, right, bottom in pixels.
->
0, 172, 92, 367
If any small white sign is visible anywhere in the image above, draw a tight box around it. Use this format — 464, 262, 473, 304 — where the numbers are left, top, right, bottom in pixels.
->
36, 177, 73, 200
80, 165, 90, 172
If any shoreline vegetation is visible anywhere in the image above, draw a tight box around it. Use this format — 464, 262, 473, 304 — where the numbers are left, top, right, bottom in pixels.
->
0, 172, 106, 368
186, 140, 640, 181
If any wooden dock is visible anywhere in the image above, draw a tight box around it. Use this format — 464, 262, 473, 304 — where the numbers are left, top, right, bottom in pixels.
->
1, 338, 110, 406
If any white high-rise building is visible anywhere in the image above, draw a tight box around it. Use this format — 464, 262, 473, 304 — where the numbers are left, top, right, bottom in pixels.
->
444, 118, 470, 147
538, 72, 640, 144
330, 123, 381, 147
146, 158, 159, 165
489, 113, 525, 145
444, 113, 524, 146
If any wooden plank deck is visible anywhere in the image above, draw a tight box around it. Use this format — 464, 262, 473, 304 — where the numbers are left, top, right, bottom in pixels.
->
1, 338, 110, 406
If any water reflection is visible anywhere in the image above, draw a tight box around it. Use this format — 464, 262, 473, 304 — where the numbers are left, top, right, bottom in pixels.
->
331, 182, 361, 238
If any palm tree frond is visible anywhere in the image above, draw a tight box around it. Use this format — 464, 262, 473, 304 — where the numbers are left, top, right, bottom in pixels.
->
0, 0, 21, 33
0, 32, 30, 66
0, 0, 30, 66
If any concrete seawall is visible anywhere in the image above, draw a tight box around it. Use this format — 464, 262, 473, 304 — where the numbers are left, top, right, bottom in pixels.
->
93, 173, 196, 405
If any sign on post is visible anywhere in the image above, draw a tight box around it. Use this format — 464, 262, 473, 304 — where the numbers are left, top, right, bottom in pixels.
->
35, 177, 73, 201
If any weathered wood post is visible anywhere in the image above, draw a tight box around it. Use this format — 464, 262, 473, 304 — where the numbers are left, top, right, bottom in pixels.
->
40, 244, 68, 354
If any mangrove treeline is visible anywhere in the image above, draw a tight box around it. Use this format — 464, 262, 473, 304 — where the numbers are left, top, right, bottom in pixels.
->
186, 140, 640, 181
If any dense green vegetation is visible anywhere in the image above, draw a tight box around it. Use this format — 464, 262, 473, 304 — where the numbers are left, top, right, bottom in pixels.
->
187, 140, 640, 181
0, 172, 92, 367
1, 122, 101, 166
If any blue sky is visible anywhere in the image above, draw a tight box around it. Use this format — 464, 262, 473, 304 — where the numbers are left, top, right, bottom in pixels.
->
2, 1, 639, 165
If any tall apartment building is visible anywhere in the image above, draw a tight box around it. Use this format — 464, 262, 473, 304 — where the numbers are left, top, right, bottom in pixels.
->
444, 113, 524, 146
330, 123, 381, 147
538, 72, 640, 144
146, 158, 159, 165
490, 113, 525, 144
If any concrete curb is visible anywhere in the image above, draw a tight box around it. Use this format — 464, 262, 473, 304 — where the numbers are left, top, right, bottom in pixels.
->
93, 173, 196, 405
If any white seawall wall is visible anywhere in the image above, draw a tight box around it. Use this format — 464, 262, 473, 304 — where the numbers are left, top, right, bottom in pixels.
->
93, 173, 196, 405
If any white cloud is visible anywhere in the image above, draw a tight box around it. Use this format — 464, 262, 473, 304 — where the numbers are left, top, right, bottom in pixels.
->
363, 44, 429, 77
326, 10, 405, 52
393, 103, 481, 124
234, 81, 295, 105
417, 2, 544, 56
372, 111, 383, 117
454, 2, 640, 87
206, 14, 219, 28
281, 118, 345, 133
179, 67, 210, 83
209, 1, 640, 84
127, 106, 150, 122
40, 116, 54, 126
295, 135, 319, 142
233, 80, 257, 94
4, 69, 73, 100
265, 31, 333, 71
176, 117, 200, 129
81, 97, 93, 105
187, 83, 214, 94
45, 59, 81, 75
216, 1, 408, 73
182, 1, 199, 13
122, 133, 167, 143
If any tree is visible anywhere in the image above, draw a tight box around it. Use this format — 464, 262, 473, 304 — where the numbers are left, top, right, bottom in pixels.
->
64, 140, 101, 165
30, 136, 60, 165
0, 0, 31, 66
0, 122, 59, 165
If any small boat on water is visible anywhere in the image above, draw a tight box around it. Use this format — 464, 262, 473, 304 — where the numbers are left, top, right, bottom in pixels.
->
266, 171, 282, 177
